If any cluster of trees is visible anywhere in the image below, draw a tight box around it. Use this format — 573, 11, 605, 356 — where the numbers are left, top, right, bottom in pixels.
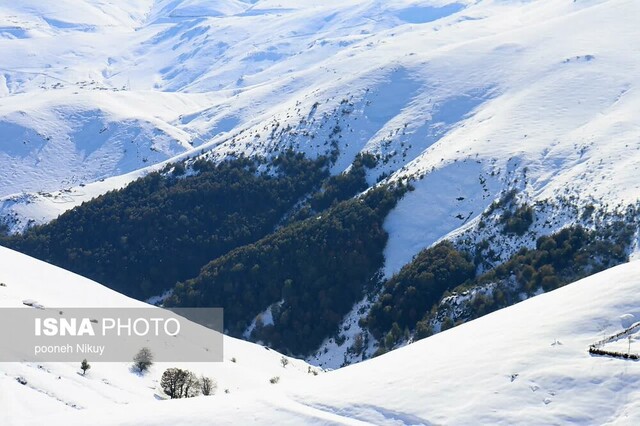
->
83, 348, 215, 398
478, 223, 632, 295
2, 152, 329, 299
486, 224, 628, 309
500, 204, 534, 235
287, 152, 378, 223
167, 184, 409, 355
363, 241, 475, 351
307, 152, 377, 213
81, 349, 217, 398
482, 189, 534, 236
367, 223, 634, 353
160, 368, 215, 398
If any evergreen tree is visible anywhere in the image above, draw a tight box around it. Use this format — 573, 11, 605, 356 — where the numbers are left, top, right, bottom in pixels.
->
80, 359, 91, 375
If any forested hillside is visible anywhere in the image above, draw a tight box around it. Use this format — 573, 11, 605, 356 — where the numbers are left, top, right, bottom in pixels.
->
168, 184, 408, 355
1, 152, 329, 299
1, 151, 409, 355
365, 223, 635, 354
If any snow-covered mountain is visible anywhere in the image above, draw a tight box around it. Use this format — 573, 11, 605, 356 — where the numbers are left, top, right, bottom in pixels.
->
9, 251, 640, 425
2, 1, 640, 422
3, 0, 640, 243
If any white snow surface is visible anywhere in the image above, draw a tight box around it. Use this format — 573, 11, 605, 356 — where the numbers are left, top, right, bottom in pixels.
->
7, 254, 640, 425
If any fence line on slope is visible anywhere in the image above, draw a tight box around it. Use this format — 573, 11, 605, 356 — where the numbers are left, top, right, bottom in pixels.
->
588, 322, 640, 360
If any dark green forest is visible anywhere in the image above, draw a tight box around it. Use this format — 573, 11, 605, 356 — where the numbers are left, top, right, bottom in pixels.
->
365, 223, 634, 353
365, 241, 475, 341
450, 223, 634, 321
167, 184, 408, 355
1, 150, 406, 355
2, 152, 330, 299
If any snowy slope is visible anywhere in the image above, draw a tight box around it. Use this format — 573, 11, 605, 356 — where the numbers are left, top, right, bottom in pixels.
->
33, 259, 640, 425
0, 0, 477, 227
0, 246, 318, 425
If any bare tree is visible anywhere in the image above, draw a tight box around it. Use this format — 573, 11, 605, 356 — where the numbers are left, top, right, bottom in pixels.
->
161, 368, 206, 399
161, 368, 183, 399
201, 376, 216, 396
133, 347, 153, 373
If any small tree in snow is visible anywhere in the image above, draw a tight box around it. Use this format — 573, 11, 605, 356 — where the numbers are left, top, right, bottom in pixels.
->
80, 359, 91, 375
133, 347, 153, 373
201, 376, 216, 396
280, 356, 289, 368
